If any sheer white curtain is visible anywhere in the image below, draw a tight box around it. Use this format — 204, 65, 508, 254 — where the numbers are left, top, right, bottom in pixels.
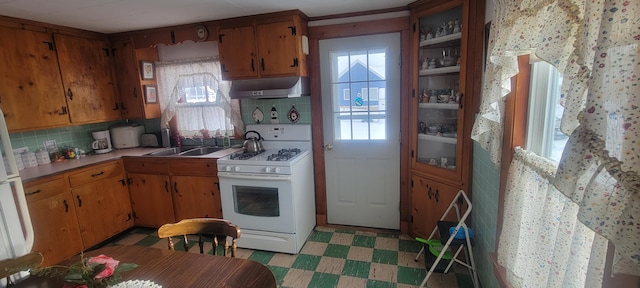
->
499, 148, 607, 287
474, 0, 640, 277
156, 57, 244, 137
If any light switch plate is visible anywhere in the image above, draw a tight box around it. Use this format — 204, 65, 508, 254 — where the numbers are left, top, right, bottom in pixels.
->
43, 140, 57, 151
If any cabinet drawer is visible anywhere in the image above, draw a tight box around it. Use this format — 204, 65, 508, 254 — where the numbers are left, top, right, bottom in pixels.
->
169, 159, 217, 176
124, 158, 168, 174
24, 176, 67, 202
68, 161, 123, 188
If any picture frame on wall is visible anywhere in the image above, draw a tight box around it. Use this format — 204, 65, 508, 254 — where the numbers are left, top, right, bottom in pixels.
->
144, 85, 157, 103
140, 61, 155, 80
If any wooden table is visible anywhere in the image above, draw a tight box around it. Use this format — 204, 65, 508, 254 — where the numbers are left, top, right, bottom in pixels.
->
15, 245, 276, 287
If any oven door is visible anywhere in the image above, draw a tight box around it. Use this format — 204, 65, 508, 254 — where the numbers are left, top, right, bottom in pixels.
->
218, 172, 294, 233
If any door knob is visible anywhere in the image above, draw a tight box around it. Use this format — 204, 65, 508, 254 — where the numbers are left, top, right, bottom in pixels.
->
325, 144, 333, 151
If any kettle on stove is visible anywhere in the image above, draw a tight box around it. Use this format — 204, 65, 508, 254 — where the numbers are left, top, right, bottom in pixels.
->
242, 130, 264, 153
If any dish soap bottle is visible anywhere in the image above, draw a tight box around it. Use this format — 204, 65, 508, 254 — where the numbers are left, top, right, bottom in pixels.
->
222, 132, 231, 148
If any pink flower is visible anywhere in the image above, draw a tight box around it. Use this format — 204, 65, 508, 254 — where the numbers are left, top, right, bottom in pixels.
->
87, 255, 120, 279
63, 285, 87, 288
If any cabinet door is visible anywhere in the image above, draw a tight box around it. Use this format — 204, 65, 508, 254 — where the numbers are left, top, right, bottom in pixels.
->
411, 175, 431, 238
172, 176, 222, 220
0, 26, 69, 131
218, 26, 258, 79
112, 38, 144, 119
28, 192, 83, 266
54, 34, 121, 123
256, 21, 299, 77
128, 173, 175, 227
411, 174, 465, 239
72, 175, 132, 248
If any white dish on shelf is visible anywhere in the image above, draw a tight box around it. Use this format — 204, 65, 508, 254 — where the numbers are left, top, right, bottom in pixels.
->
111, 280, 162, 288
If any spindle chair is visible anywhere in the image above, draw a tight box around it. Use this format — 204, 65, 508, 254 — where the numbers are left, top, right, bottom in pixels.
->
157, 218, 241, 257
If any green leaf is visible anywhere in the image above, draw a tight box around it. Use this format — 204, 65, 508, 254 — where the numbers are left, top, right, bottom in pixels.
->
64, 272, 84, 281
116, 263, 138, 273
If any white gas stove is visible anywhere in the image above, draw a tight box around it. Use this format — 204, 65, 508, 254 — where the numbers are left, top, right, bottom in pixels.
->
217, 124, 315, 254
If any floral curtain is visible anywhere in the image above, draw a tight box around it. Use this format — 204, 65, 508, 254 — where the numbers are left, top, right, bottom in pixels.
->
499, 148, 607, 287
156, 57, 244, 136
474, 0, 639, 276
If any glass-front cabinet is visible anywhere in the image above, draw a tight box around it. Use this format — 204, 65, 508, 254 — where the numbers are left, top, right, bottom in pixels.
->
410, 0, 473, 183
408, 0, 483, 238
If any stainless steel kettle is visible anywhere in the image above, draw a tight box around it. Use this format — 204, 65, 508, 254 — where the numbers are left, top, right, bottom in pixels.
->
243, 130, 264, 153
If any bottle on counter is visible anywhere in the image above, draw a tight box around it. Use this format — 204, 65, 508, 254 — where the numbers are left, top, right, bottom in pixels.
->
222, 132, 231, 148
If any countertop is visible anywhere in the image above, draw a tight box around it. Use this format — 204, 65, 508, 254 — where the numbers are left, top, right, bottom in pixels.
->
18, 147, 241, 182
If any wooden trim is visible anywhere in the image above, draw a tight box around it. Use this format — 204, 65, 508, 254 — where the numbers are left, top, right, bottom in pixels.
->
399, 29, 412, 234
0, 15, 105, 39
496, 55, 530, 251
308, 17, 409, 39
308, 6, 409, 22
309, 37, 327, 223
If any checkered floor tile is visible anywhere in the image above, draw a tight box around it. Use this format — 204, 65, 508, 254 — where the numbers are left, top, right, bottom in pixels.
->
104, 226, 474, 288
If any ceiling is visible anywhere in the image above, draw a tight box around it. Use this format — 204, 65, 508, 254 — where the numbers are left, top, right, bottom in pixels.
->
0, 0, 414, 34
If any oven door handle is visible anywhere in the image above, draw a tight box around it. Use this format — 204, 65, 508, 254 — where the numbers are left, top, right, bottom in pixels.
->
218, 172, 291, 181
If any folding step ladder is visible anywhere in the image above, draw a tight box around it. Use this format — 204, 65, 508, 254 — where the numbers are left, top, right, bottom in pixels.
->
414, 190, 479, 288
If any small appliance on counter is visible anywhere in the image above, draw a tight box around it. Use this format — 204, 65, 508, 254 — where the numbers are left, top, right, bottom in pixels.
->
91, 130, 113, 154
110, 124, 145, 149
140, 132, 162, 147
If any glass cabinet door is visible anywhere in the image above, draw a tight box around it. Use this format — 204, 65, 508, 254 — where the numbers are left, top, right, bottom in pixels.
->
414, 5, 464, 172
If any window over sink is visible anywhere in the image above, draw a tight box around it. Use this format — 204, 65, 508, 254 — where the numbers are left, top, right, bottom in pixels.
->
156, 42, 244, 138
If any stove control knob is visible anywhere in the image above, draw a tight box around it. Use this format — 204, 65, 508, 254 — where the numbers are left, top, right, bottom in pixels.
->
234, 166, 241, 172
274, 167, 281, 173
224, 165, 232, 171
264, 167, 272, 173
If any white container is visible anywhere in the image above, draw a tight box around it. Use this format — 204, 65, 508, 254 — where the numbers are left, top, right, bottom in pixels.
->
35, 150, 50, 165
21, 152, 37, 168
110, 125, 145, 149
13, 153, 24, 170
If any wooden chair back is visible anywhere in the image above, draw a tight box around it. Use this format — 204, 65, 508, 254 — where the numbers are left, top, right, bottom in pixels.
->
0, 252, 44, 285
157, 218, 241, 257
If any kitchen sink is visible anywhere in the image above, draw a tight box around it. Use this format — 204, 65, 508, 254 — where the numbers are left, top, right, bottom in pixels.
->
178, 146, 225, 156
144, 146, 224, 157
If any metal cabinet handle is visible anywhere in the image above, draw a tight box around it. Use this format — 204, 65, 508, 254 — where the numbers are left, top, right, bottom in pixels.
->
63, 200, 69, 212
427, 186, 432, 200
251, 59, 255, 71
165, 181, 169, 192
58, 106, 68, 115
91, 171, 104, 177
261, 58, 265, 71
174, 182, 178, 194
325, 144, 333, 151
25, 189, 41, 196
76, 195, 82, 207
66, 88, 73, 100
435, 189, 439, 202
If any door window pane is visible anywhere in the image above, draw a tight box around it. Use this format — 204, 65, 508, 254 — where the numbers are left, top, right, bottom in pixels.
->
330, 49, 388, 140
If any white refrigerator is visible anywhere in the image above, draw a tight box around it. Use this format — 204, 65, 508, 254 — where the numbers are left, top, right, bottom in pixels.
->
0, 108, 34, 284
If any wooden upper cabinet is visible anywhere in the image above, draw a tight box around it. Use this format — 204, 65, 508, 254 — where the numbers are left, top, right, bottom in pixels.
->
0, 26, 69, 131
256, 21, 300, 77
218, 26, 258, 79
111, 37, 160, 119
218, 12, 308, 80
54, 33, 121, 123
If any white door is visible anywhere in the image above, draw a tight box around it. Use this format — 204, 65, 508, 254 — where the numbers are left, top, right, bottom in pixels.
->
320, 33, 401, 229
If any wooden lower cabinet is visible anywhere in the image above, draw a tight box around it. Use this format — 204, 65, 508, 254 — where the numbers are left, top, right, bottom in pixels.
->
124, 157, 221, 228
25, 177, 83, 266
128, 173, 176, 227
172, 175, 222, 220
411, 174, 462, 239
71, 175, 132, 248
68, 160, 133, 248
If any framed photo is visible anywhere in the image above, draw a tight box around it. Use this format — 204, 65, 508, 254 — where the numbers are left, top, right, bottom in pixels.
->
140, 61, 155, 80
144, 85, 157, 103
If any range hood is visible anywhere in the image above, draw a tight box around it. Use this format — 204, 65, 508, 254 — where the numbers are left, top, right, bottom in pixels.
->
229, 76, 309, 99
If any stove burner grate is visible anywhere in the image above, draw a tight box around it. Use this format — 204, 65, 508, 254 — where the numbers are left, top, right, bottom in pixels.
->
229, 150, 264, 160
267, 148, 302, 161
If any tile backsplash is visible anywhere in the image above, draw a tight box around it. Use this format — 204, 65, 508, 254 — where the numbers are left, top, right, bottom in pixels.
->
240, 97, 312, 126
9, 97, 310, 154
9, 120, 129, 154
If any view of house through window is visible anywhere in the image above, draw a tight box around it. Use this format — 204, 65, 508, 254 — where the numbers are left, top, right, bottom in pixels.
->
330, 49, 387, 140
526, 60, 568, 162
